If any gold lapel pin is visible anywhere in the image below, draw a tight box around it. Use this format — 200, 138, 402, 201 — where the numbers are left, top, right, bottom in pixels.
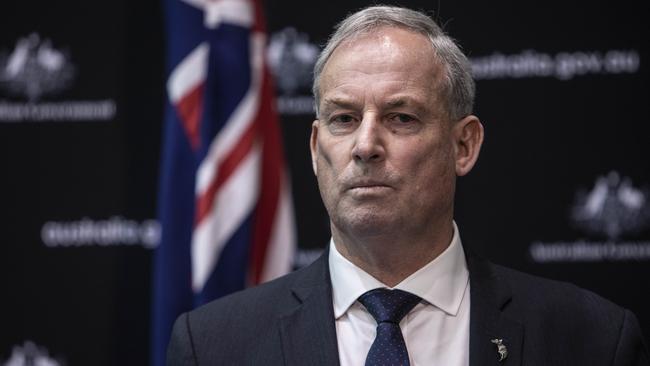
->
490, 338, 508, 362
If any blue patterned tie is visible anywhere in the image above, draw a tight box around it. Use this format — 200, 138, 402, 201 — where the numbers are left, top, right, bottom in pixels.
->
359, 288, 421, 366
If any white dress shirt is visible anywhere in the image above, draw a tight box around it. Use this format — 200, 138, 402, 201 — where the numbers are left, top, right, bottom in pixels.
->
329, 222, 470, 366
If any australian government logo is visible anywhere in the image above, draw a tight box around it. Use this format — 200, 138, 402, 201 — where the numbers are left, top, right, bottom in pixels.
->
2, 340, 64, 366
267, 27, 319, 116
0, 33, 116, 122
530, 171, 650, 263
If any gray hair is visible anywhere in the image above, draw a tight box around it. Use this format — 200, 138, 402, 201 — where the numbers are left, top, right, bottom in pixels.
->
312, 5, 475, 121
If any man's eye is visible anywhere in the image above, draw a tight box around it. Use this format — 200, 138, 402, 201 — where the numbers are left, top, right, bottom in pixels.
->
392, 114, 415, 123
331, 114, 355, 123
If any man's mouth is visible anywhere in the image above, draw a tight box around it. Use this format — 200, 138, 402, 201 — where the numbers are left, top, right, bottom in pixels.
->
346, 180, 393, 192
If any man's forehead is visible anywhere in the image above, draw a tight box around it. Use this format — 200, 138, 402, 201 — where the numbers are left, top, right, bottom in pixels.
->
320, 28, 442, 87
318, 70, 444, 116
332, 31, 430, 68
320, 93, 430, 112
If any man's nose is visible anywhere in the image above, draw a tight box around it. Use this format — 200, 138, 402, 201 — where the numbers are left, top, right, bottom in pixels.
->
351, 115, 385, 163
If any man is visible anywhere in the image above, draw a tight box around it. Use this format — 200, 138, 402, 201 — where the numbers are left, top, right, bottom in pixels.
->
167, 6, 648, 365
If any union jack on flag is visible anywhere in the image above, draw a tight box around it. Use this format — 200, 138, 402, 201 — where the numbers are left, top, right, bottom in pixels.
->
151, 0, 296, 364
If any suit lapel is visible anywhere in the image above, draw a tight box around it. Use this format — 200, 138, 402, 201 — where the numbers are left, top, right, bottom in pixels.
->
279, 253, 340, 366
467, 254, 524, 366
276, 246, 524, 366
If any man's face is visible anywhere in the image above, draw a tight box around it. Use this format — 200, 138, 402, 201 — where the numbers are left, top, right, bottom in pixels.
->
311, 27, 468, 239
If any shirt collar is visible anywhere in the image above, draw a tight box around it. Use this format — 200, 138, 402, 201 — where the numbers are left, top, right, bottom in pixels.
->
329, 221, 469, 319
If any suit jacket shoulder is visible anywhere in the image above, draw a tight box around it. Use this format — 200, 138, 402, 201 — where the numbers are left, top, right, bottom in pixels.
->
166, 252, 340, 366
167, 249, 648, 366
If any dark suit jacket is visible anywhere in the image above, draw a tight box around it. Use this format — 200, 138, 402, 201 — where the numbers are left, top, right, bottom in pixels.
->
167, 250, 649, 365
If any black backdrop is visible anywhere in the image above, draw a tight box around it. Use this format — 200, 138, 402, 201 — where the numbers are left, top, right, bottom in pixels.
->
1, 0, 648, 365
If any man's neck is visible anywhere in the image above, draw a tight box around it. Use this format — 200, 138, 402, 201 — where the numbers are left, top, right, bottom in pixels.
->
331, 222, 454, 287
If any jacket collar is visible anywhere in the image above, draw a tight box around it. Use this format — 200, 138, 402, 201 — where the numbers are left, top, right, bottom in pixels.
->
467, 251, 524, 366
278, 247, 524, 366
279, 250, 340, 366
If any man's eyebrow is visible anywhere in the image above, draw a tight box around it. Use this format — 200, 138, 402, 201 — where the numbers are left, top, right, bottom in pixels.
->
385, 98, 407, 108
320, 97, 359, 113
384, 97, 427, 113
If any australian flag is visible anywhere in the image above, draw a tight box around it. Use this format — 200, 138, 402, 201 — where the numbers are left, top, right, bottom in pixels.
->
151, 0, 296, 365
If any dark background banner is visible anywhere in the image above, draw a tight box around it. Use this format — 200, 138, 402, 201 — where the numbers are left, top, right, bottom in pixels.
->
1, 0, 647, 364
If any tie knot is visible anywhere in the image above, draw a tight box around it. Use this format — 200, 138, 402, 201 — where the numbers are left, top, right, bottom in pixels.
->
359, 288, 421, 324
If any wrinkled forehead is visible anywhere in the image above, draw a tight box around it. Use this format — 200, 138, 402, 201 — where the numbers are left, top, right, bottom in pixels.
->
318, 27, 447, 107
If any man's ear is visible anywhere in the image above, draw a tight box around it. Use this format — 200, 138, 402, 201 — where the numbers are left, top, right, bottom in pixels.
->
453, 115, 484, 176
309, 120, 320, 175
